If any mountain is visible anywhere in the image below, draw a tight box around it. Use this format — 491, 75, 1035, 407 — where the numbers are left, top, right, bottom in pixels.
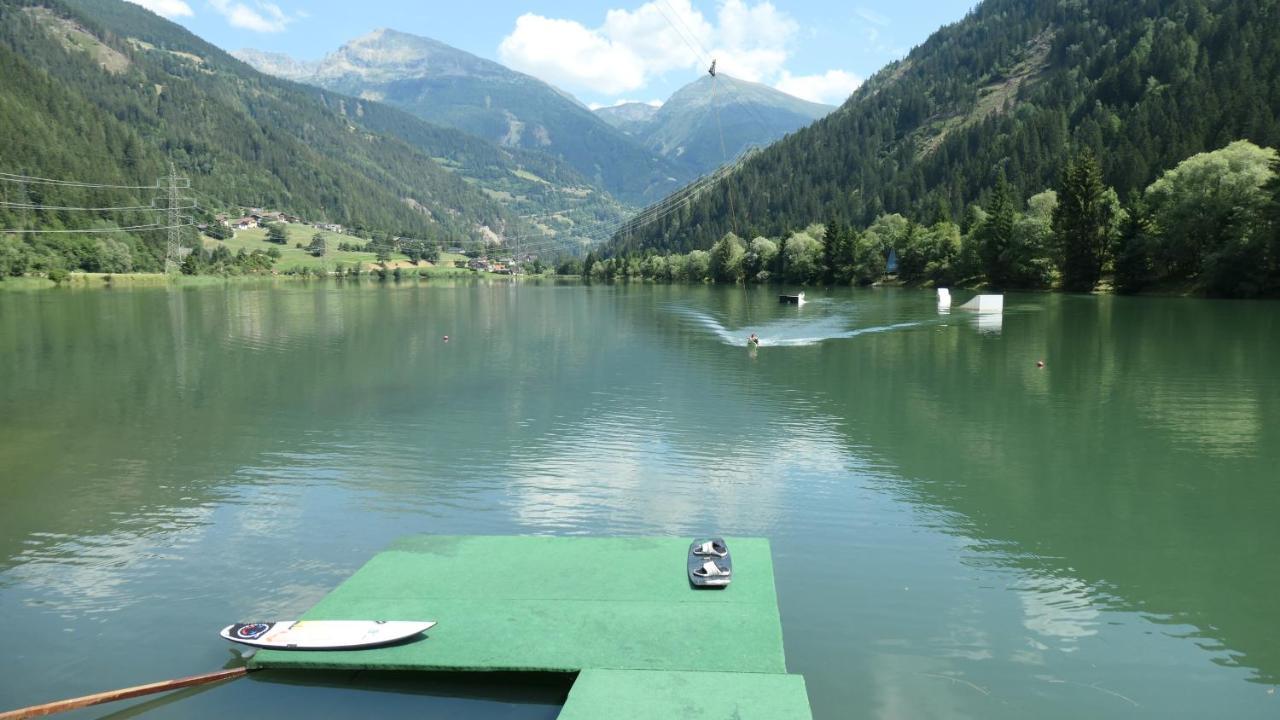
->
228, 48, 316, 80
594, 102, 660, 136
0, 0, 507, 245
612, 0, 1280, 253
236, 30, 690, 204
639, 75, 832, 173
294, 84, 627, 236
592, 76, 832, 177
0, 0, 624, 274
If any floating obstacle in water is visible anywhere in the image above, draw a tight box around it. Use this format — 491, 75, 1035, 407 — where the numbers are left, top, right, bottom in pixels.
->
250, 535, 812, 720
937, 288, 951, 310
779, 292, 806, 305
957, 293, 1003, 314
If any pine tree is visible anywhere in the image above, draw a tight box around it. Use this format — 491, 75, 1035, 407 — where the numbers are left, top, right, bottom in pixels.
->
1266, 160, 1280, 293
821, 219, 843, 284
1053, 150, 1112, 292
977, 176, 1016, 287
1113, 197, 1153, 294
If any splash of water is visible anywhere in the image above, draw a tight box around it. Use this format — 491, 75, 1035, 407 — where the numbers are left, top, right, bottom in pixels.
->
670, 306, 934, 347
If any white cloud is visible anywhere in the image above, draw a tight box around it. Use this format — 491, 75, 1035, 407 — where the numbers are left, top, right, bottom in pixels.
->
499, 14, 646, 95
711, 0, 796, 81
127, 0, 194, 18
499, 0, 798, 96
775, 69, 863, 105
208, 0, 296, 33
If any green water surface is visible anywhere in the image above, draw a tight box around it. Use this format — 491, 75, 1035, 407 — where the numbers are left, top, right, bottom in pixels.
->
0, 281, 1277, 718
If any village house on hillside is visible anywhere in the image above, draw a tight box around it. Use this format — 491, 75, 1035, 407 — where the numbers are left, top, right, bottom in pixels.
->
216, 208, 312, 233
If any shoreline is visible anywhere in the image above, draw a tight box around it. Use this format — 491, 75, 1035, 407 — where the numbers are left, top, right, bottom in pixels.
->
0, 272, 1240, 300
0, 270, 531, 291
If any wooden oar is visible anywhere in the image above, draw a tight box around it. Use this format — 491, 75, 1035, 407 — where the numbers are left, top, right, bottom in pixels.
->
0, 667, 252, 720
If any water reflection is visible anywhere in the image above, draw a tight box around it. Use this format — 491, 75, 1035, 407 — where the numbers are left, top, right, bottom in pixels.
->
975, 312, 1003, 335
1016, 576, 1100, 644
0, 285, 1277, 719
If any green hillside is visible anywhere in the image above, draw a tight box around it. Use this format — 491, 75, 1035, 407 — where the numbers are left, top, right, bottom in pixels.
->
79, 7, 628, 235
614, 0, 1280, 252
0, 0, 591, 274
310, 90, 630, 240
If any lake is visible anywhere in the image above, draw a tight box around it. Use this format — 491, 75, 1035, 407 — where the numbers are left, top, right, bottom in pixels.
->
1, 280, 1277, 718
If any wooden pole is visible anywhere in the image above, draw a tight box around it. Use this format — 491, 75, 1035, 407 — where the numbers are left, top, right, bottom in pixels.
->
0, 667, 250, 719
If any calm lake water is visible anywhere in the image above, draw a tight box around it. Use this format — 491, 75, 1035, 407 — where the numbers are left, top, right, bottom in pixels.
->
1, 281, 1278, 719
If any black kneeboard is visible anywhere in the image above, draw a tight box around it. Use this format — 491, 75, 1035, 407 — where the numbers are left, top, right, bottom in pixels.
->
688, 537, 732, 588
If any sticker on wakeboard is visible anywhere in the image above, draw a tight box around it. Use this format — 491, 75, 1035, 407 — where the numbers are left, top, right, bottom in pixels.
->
232, 622, 273, 640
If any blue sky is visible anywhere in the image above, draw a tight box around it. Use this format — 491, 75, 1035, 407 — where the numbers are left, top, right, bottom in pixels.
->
132, 0, 976, 107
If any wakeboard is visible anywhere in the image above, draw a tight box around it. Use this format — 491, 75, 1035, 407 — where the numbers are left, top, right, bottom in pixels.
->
219, 620, 435, 650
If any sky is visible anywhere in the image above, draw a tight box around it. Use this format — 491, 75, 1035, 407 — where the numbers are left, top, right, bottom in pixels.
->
129, 0, 977, 108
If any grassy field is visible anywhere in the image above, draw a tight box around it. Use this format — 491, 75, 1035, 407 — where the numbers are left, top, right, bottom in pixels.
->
207, 225, 470, 274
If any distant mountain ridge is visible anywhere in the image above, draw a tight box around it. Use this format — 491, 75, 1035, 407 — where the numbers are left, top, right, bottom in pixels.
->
236, 29, 688, 204
594, 102, 661, 136
229, 48, 316, 80
631, 74, 833, 171
592, 76, 833, 175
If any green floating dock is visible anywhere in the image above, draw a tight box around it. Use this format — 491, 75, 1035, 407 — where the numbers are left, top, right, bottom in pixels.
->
251, 535, 811, 719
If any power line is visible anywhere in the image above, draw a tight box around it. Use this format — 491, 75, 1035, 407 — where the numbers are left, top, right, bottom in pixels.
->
505, 180, 713, 250
514, 185, 719, 253
0, 201, 191, 212
0, 158, 726, 260
0, 223, 195, 234
0, 171, 158, 190
655, 0, 712, 65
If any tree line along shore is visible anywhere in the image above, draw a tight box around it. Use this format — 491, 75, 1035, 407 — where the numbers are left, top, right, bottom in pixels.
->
583, 141, 1280, 299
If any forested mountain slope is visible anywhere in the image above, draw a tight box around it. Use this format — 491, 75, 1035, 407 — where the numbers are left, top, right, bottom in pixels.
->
0, 0, 569, 271
612, 0, 1280, 254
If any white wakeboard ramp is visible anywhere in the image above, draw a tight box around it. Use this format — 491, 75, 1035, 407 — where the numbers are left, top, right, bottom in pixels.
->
957, 294, 1003, 313
220, 620, 435, 650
